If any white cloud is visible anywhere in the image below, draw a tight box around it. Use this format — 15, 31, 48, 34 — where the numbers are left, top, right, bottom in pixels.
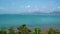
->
0, 7, 9, 11
25, 5, 31, 8
57, 7, 60, 8
39, 6, 57, 13
12, 6, 60, 13
42, 6, 47, 9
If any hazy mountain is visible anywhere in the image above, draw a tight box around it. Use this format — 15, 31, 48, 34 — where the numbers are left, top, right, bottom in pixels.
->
50, 11, 60, 14
32, 11, 60, 14
21, 11, 60, 15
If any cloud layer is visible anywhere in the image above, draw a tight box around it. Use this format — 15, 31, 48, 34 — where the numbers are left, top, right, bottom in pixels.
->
0, 0, 60, 14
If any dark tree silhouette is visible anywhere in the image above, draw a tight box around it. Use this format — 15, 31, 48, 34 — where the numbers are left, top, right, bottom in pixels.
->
17, 24, 31, 34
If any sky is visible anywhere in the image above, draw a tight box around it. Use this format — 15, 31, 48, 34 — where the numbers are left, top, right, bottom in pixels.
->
0, 0, 60, 14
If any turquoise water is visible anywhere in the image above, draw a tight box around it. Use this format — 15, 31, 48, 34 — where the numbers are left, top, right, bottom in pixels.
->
0, 14, 60, 29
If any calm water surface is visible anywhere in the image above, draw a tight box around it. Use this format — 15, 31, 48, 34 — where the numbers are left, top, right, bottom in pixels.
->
0, 14, 60, 29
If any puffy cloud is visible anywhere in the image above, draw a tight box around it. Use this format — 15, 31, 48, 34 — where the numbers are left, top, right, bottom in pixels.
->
25, 5, 31, 8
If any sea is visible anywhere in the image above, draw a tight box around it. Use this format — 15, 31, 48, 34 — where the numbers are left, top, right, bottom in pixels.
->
0, 14, 60, 30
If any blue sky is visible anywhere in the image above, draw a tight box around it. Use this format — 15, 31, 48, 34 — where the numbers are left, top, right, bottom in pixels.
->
0, 0, 60, 14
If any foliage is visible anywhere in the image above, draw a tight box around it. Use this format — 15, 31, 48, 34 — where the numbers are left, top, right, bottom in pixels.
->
47, 28, 56, 34
0, 24, 60, 34
0, 28, 7, 34
8, 27, 15, 34
33, 28, 42, 34
17, 24, 31, 34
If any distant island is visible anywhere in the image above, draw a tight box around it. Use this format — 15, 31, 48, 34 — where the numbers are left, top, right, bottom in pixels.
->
50, 11, 60, 14
21, 11, 60, 15
0, 11, 60, 15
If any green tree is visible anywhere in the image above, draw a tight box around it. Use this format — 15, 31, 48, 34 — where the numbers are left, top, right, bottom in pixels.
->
17, 24, 31, 34
0, 28, 7, 34
8, 27, 15, 34
33, 28, 42, 34
47, 28, 56, 34
55, 31, 60, 34
55, 30, 60, 34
